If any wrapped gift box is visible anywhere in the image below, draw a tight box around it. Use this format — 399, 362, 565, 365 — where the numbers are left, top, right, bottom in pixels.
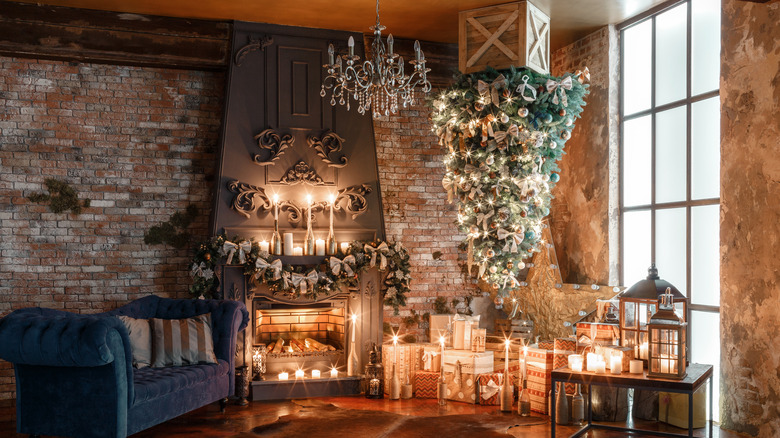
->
444, 371, 477, 404
576, 322, 620, 345
538, 340, 555, 350
429, 315, 453, 347
382, 343, 436, 394
659, 390, 706, 428
414, 370, 440, 399
477, 372, 504, 405
605, 345, 635, 372
442, 350, 494, 375
452, 315, 480, 350
422, 344, 442, 372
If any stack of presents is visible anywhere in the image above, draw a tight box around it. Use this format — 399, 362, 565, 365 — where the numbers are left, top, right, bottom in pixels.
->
381, 313, 704, 428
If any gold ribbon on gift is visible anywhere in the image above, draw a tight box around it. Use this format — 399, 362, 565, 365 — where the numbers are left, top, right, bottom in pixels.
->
515, 74, 538, 102
481, 378, 501, 400
546, 76, 573, 106
255, 258, 282, 280
364, 242, 389, 270
330, 255, 356, 276
477, 74, 507, 107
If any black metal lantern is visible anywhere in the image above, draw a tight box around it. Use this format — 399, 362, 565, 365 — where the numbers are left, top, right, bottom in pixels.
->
364, 344, 384, 399
618, 264, 688, 362
647, 289, 687, 379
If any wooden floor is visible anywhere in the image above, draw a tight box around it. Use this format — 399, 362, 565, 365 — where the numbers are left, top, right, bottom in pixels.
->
0, 396, 747, 437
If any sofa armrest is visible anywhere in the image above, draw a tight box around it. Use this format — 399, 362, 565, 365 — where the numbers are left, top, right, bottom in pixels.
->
0, 309, 133, 368
208, 300, 249, 363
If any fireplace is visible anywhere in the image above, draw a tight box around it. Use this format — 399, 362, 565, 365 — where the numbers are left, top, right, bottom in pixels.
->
254, 298, 347, 375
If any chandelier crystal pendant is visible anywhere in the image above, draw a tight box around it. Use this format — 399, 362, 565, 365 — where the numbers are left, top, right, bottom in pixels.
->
320, 0, 432, 117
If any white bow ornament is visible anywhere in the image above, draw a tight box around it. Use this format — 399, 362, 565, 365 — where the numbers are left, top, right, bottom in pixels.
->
330, 255, 356, 277
545, 76, 573, 106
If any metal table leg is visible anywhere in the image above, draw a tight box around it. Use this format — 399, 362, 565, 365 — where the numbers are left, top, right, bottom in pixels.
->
709, 375, 714, 438
688, 390, 694, 438
551, 378, 557, 438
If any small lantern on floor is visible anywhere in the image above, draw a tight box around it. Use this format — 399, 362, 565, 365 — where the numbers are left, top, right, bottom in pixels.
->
647, 288, 687, 380
252, 345, 267, 380
364, 344, 384, 399
618, 264, 688, 361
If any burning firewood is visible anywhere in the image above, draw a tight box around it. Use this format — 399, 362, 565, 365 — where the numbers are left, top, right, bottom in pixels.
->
290, 339, 305, 352
304, 338, 330, 352
272, 337, 284, 354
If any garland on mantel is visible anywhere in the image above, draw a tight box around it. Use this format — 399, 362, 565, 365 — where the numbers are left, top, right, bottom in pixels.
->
431, 66, 589, 297
189, 234, 411, 313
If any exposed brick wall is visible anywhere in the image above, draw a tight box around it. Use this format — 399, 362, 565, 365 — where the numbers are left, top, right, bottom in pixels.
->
549, 26, 619, 286
373, 90, 482, 341
0, 56, 224, 408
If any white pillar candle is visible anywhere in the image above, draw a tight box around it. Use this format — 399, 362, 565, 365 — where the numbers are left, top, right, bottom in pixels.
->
586, 353, 599, 372
311, 370, 321, 378
295, 369, 305, 379
330, 368, 338, 378
610, 354, 622, 375
278, 372, 289, 381
315, 239, 325, 255
340, 242, 350, 254
639, 342, 648, 360
568, 354, 583, 372
595, 361, 606, 374
629, 359, 643, 374
259, 240, 269, 253
283, 233, 294, 255
293, 247, 303, 256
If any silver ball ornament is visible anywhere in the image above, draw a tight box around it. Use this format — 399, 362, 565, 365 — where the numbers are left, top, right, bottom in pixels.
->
517, 107, 529, 118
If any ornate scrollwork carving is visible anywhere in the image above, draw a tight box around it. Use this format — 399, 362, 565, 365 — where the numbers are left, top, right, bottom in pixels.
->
279, 200, 328, 225
253, 128, 293, 166
234, 35, 273, 67
227, 180, 272, 218
334, 184, 372, 220
307, 130, 348, 168
279, 161, 326, 186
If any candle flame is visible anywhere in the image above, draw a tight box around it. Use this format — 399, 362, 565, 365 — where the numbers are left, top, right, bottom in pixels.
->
505, 339, 511, 347
392, 335, 399, 343
306, 194, 312, 204
439, 336, 445, 345
273, 193, 279, 204
351, 313, 357, 322
329, 193, 337, 204
523, 345, 528, 354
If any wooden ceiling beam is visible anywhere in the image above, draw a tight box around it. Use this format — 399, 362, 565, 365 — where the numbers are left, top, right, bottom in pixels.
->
0, 1, 231, 70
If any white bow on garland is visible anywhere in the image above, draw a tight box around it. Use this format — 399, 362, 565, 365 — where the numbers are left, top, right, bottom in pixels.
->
223, 240, 251, 265
364, 242, 389, 270
255, 258, 283, 280
477, 74, 508, 107
291, 270, 319, 294
330, 255, 356, 277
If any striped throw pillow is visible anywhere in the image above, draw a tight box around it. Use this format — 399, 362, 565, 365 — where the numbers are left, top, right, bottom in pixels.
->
150, 314, 218, 367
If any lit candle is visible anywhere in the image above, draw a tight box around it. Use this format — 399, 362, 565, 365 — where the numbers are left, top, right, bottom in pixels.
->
340, 242, 350, 254
293, 247, 303, 256
521, 345, 528, 381
640, 342, 649, 360
315, 239, 325, 256
351, 313, 357, 343
259, 240, 269, 253
312, 370, 321, 379
330, 367, 338, 378
610, 352, 623, 375
273, 194, 279, 221
569, 354, 583, 372
295, 369, 305, 379
595, 361, 606, 374
393, 335, 399, 366
279, 372, 289, 381
629, 359, 643, 374
586, 353, 599, 372
504, 339, 510, 374
284, 232, 294, 255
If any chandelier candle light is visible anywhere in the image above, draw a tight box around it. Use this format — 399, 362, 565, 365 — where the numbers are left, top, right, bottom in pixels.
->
321, 0, 431, 117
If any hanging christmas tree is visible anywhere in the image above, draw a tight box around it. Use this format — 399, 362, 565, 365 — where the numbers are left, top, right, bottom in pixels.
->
432, 66, 589, 297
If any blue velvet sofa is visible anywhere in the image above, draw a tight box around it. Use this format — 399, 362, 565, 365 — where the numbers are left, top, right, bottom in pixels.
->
0, 295, 249, 438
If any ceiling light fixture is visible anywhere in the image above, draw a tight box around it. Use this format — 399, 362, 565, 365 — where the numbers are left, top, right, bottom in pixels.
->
320, 0, 431, 117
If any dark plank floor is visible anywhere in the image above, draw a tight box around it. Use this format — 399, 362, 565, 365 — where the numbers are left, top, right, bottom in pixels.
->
0, 396, 748, 437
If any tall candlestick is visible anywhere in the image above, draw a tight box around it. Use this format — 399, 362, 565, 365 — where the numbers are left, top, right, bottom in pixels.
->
305, 195, 314, 255
347, 313, 359, 376
500, 339, 512, 412
272, 194, 282, 255
390, 335, 401, 400
327, 194, 337, 255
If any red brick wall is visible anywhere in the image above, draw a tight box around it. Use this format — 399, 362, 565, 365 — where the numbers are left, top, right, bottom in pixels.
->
373, 92, 481, 340
0, 57, 224, 408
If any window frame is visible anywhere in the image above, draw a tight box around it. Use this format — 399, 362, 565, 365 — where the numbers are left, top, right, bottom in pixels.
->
617, 0, 720, 315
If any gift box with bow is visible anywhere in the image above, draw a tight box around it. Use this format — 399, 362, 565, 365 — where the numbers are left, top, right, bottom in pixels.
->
414, 370, 440, 399
477, 373, 504, 405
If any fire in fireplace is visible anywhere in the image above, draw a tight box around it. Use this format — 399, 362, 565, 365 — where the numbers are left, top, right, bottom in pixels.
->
254, 298, 347, 375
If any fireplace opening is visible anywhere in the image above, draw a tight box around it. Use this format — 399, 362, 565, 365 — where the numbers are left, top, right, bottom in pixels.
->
253, 299, 347, 375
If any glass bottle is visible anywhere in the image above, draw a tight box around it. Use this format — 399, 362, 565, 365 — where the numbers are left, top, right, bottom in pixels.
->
555, 382, 569, 425
389, 363, 401, 400
499, 371, 513, 412
437, 373, 447, 406
271, 216, 282, 255
518, 378, 531, 416
572, 384, 585, 425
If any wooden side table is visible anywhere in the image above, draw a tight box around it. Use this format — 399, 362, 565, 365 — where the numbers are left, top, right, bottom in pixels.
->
551, 363, 714, 438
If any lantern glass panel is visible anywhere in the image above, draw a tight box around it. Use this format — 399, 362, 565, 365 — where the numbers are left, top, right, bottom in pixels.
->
624, 301, 637, 329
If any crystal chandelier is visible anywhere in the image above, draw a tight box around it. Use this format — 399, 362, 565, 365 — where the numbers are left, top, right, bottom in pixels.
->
320, 0, 431, 117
